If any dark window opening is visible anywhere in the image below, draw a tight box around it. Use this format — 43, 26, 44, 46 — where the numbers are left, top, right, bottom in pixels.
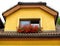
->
20, 19, 40, 27
31, 19, 39, 24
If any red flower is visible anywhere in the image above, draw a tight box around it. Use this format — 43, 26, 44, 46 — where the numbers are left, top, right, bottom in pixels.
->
17, 24, 39, 33
18, 29, 22, 33
34, 26, 39, 31
31, 26, 38, 33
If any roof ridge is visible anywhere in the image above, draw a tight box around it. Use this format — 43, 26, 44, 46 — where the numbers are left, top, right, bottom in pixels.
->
18, 2, 46, 5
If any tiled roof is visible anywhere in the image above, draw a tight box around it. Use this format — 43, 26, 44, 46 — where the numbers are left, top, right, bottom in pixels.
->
0, 32, 60, 38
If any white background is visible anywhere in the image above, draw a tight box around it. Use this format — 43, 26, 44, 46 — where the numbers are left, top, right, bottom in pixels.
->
0, 0, 60, 23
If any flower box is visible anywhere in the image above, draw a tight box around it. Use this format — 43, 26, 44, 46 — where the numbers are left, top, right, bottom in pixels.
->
17, 25, 40, 33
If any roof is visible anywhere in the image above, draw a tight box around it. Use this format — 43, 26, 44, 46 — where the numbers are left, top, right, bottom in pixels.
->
0, 32, 60, 38
2, 2, 58, 24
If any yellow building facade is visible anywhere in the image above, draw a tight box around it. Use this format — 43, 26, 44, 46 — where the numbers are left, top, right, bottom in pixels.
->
2, 2, 58, 32
2, 2, 59, 45
5, 8, 55, 31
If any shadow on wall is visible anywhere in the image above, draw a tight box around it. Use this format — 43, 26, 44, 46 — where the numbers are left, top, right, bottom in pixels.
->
0, 18, 4, 29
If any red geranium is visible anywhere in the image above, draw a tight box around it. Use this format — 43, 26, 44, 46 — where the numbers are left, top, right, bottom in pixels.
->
23, 25, 30, 33
17, 24, 39, 33
31, 26, 38, 33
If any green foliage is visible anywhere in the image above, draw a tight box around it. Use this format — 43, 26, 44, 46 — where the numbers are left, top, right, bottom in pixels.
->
57, 17, 60, 25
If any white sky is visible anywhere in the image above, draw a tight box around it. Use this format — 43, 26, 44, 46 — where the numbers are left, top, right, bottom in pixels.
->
0, 0, 60, 23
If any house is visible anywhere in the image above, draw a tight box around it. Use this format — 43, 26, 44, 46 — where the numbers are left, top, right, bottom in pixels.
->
2, 2, 58, 32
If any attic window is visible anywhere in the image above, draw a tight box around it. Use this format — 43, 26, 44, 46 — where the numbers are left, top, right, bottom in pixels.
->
20, 21, 30, 27
20, 19, 40, 28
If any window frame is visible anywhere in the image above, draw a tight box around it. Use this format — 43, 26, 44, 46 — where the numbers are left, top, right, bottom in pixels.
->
19, 18, 40, 28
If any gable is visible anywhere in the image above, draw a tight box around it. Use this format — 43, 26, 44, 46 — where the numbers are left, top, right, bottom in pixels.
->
5, 8, 56, 31
2, 2, 58, 24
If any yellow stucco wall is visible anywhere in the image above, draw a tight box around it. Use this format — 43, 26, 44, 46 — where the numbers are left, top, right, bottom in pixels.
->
0, 38, 60, 45
5, 8, 55, 31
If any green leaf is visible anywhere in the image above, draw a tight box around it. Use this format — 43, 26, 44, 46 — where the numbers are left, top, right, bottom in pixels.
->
57, 17, 60, 25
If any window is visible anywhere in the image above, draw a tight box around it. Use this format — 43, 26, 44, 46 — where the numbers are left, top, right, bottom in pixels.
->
20, 19, 40, 28
20, 21, 30, 27
30, 19, 40, 27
